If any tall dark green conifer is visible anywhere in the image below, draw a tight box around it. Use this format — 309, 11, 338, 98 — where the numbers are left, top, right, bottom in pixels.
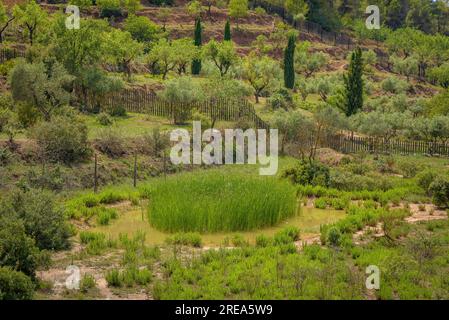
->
191, 18, 202, 75
343, 47, 364, 116
283, 34, 295, 89
224, 19, 231, 41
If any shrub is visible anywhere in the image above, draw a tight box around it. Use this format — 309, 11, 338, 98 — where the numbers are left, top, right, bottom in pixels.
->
274, 227, 300, 244
139, 127, 170, 157
79, 274, 96, 293
397, 160, 420, 178
105, 267, 151, 288
95, 129, 126, 158
79, 232, 105, 245
231, 234, 248, 247
255, 234, 271, 247
79, 232, 115, 255
0, 267, 34, 300
0, 108, 12, 132
0, 216, 39, 277
30, 116, 91, 164
108, 105, 127, 117
429, 177, 449, 208
254, 6, 266, 15
0, 147, 13, 166
191, 109, 212, 128
381, 76, 409, 94
165, 232, 202, 248
326, 226, 342, 247
99, 190, 127, 204
97, 0, 123, 18
416, 169, 438, 195
331, 197, 348, 210
268, 88, 292, 110
234, 117, 252, 131
96, 208, 118, 226
97, 112, 113, 126
314, 197, 327, 209
282, 160, 330, 187
105, 269, 122, 287
17, 103, 39, 128
4, 190, 72, 250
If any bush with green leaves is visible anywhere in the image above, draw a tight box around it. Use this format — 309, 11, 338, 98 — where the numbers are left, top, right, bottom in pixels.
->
282, 160, 330, 187
326, 226, 342, 247
105, 267, 152, 288
267, 87, 293, 110
0, 215, 39, 277
79, 274, 97, 293
381, 76, 409, 94
191, 109, 212, 128
429, 176, 449, 208
94, 128, 126, 158
96, 208, 118, 226
255, 234, 272, 247
107, 105, 127, 117
1, 189, 71, 250
139, 127, 170, 157
0, 267, 34, 300
30, 116, 91, 164
416, 169, 438, 195
124, 14, 161, 44
97, 112, 113, 126
0, 107, 13, 133
165, 232, 202, 248
160, 76, 203, 124
397, 159, 420, 178
0, 147, 13, 166
97, 0, 123, 18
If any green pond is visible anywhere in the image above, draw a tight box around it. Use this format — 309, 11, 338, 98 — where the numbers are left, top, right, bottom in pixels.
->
92, 206, 346, 246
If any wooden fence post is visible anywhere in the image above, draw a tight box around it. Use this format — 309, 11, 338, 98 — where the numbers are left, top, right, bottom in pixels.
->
94, 153, 98, 193
133, 152, 137, 188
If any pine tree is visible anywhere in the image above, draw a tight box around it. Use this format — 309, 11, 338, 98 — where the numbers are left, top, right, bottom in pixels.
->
191, 18, 202, 75
343, 47, 364, 116
224, 19, 231, 41
283, 34, 295, 89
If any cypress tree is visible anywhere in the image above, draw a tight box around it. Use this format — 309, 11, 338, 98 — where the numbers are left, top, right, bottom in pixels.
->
224, 19, 231, 41
283, 34, 295, 89
344, 47, 364, 116
191, 18, 202, 75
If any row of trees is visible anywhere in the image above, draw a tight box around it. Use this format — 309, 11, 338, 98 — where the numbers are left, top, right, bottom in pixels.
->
260, 0, 449, 34
385, 27, 449, 81
272, 105, 449, 160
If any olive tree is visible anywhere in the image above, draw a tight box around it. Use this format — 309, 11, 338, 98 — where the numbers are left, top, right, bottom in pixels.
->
0, 1, 14, 43
147, 38, 176, 79
202, 39, 239, 77
242, 53, 281, 103
10, 61, 74, 121
13, 1, 47, 45
160, 76, 204, 124
105, 29, 143, 80
228, 0, 248, 30
295, 41, 328, 78
172, 38, 199, 75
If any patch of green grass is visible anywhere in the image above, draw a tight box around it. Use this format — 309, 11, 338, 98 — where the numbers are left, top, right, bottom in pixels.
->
165, 232, 203, 247
143, 171, 298, 233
